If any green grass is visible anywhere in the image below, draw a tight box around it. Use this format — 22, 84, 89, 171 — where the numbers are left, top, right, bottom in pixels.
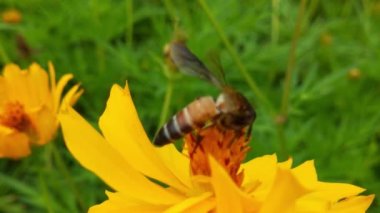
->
1, 0, 379, 212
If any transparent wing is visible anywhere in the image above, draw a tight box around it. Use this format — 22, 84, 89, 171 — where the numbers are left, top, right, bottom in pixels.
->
166, 41, 224, 88
205, 50, 226, 86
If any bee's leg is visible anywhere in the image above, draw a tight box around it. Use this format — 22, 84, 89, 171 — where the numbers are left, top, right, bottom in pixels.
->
190, 131, 204, 157
227, 129, 246, 147
244, 123, 253, 141
227, 132, 236, 147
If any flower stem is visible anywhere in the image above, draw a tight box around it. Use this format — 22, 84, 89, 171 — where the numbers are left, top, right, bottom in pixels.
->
271, 0, 280, 45
276, 125, 288, 161
51, 142, 86, 211
197, 0, 274, 113
280, 0, 306, 117
276, 0, 307, 160
126, 0, 133, 46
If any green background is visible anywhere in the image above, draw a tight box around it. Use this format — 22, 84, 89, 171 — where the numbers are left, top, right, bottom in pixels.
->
0, 0, 379, 212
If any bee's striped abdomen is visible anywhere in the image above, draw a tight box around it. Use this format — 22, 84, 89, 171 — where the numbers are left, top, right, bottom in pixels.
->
153, 96, 217, 146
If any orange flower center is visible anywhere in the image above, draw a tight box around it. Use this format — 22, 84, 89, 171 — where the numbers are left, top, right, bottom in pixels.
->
184, 125, 250, 186
0, 102, 33, 132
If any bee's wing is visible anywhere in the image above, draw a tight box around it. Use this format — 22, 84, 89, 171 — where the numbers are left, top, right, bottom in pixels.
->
206, 50, 226, 87
168, 41, 224, 88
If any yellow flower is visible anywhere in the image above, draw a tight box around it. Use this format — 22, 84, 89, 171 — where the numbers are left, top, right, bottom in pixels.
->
1, 8, 22, 24
0, 62, 82, 159
59, 83, 374, 212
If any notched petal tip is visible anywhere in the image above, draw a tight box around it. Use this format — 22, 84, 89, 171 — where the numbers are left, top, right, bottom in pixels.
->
112, 83, 131, 96
291, 160, 318, 189
61, 84, 83, 109
55, 73, 74, 102
278, 157, 293, 169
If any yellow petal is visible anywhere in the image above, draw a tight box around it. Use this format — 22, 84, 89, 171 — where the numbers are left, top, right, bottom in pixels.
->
48, 62, 56, 99
2, 64, 30, 105
164, 192, 214, 213
89, 203, 164, 213
0, 125, 13, 134
1, 63, 51, 109
329, 195, 375, 213
27, 63, 50, 108
59, 107, 185, 205
0, 76, 8, 105
89, 191, 168, 213
294, 181, 365, 212
60, 84, 83, 111
68, 87, 83, 106
260, 167, 309, 213
54, 73, 73, 112
28, 105, 56, 145
278, 157, 293, 169
0, 126, 30, 159
241, 154, 277, 187
209, 156, 260, 213
48, 62, 68, 113
311, 182, 365, 202
156, 145, 192, 189
242, 154, 277, 199
295, 191, 373, 212
294, 195, 330, 212
291, 160, 318, 189
99, 83, 191, 191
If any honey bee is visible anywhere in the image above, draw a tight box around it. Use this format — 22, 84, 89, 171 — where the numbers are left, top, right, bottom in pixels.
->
153, 40, 256, 146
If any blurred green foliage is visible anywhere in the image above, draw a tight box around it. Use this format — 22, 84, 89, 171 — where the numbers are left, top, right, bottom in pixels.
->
0, 0, 379, 212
